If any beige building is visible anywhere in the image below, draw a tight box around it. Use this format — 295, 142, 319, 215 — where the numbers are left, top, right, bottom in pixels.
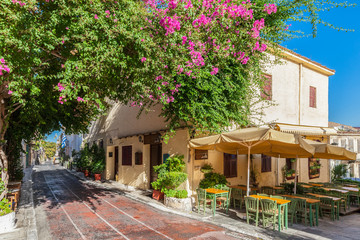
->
85, 47, 336, 194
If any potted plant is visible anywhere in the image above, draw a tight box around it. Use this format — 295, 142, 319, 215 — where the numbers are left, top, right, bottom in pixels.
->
91, 146, 105, 181
151, 155, 191, 211
0, 198, 15, 233
200, 163, 213, 173
91, 161, 105, 181
289, 158, 296, 163
199, 172, 228, 189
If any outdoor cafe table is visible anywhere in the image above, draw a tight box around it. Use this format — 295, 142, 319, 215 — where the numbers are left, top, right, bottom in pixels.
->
301, 185, 314, 189
341, 187, 359, 192
250, 195, 290, 232
307, 193, 341, 220
282, 195, 320, 227
322, 188, 349, 194
309, 183, 324, 187
206, 188, 229, 216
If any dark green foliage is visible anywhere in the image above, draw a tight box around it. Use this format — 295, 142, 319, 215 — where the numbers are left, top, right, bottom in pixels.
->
282, 182, 304, 195
199, 172, 229, 189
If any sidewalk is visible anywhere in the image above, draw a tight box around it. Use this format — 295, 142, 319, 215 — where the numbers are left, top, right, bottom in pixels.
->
67, 169, 345, 240
0, 167, 38, 240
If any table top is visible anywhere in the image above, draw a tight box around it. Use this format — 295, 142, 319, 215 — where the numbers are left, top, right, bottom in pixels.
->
282, 195, 320, 204
301, 185, 314, 188
322, 188, 349, 194
341, 187, 359, 192
309, 183, 324, 187
228, 185, 258, 191
272, 186, 284, 190
307, 193, 342, 201
250, 195, 291, 205
206, 188, 229, 194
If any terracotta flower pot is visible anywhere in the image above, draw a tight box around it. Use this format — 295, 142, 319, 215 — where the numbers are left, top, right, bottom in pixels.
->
152, 190, 164, 200
94, 174, 101, 181
84, 170, 89, 177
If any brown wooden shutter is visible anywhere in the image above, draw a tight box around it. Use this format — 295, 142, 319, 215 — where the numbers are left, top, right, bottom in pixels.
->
261, 154, 271, 172
261, 74, 272, 100
122, 146, 132, 166
224, 153, 237, 178
310, 86, 316, 108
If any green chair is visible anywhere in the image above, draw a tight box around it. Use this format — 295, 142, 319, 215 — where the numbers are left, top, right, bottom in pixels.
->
231, 188, 244, 210
319, 197, 336, 221
217, 186, 231, 213
349, 191, 360, 206
260, 198, 283, 230
245, 196, 259, 227
270, 195, 284, 199
330, 190, 348, 211
295, 198, 315, 226
286, 198, 299, 226
261, 186, 273, 195
196, 188, 213, 215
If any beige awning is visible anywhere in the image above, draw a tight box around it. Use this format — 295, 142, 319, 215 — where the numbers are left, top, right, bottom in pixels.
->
274, 123, 337, 136
189, 128, 315, 158
304, 139, 357, 160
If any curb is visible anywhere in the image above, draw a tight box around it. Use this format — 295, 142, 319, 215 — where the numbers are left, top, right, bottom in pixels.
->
65, 168, 269, 240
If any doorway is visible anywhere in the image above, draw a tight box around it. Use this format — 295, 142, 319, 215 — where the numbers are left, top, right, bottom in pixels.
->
150, 143, 162, 188
114, 146, 119, 180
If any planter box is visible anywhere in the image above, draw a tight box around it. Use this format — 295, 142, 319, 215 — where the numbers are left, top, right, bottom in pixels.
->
164, 196, 192, 212
0, 212, 15, 233
94, 174, 101, 181
152, 190, 164, 200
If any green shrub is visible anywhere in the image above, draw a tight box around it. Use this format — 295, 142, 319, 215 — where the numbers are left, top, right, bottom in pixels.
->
199, 172, 228, 189
283, 182, 304, 195
151, 155, 188, 198
163, 189, 188, 198
0, 198, 12, 216
332, 164, 348, 181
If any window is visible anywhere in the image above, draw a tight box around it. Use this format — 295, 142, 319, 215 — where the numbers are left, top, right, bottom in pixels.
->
348, 139, 354, 152
261, 154, 271, 172
195, 150, 208, 160
122, 146, 132, 166
224, 153, 237, 178
261, 74, 272, 100
309, 158, 320, 179
99, 139, 104, 149
309, 86, 316, 108
285, 158, 296, 180
357, 139, 360, 153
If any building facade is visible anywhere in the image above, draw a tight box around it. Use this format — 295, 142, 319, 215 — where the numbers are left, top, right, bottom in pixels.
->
84, 48, 336, 193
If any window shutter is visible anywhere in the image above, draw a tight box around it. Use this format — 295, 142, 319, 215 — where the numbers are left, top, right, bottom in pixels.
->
261, 74, 272, 100
230, 158, 237, 177
261, 154, 271, 172
122, 146, 132, 166
310, 86, 316, 108
224, 153, 237, 178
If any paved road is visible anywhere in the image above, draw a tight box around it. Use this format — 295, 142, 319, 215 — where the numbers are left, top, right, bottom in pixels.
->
32, 164, 247, 240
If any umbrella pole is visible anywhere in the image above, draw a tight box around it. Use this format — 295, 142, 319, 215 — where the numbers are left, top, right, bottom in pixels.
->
294, 155, 298, 194
276, 154, 280, 186
247, 146, 251, 196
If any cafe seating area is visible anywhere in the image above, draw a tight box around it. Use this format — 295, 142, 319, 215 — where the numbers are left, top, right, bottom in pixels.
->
6, 181, 21, 211
195, 180, 360, 232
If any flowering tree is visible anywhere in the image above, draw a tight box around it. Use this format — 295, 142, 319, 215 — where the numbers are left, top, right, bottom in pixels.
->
0, 0, 354, 188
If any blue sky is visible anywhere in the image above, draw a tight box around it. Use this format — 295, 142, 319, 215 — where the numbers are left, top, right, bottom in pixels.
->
283, 3, 360, 126
45, 130, 61, 143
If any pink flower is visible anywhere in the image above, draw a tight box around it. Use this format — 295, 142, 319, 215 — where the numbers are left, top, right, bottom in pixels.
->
57, 83, 65, 92
105, 10, 110, 15
0, 58, 5, 64
8, 90, 13, 94
141, 39, 144, 42
264, 4, 277, 15
77, 97, 84, 102
66, 27, 69, 30
210, 66, 219, 75
94, 14, 99, 19
114, 19, 118, 22
162, 81, 169, 86
141, 57, 146, 62
58, 101, 64, 104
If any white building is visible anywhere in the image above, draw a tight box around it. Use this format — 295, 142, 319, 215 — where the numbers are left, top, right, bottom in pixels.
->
84, 47, 336, 192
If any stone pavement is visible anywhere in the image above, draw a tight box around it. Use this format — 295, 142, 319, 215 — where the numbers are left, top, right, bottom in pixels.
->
0, 167, 38, 240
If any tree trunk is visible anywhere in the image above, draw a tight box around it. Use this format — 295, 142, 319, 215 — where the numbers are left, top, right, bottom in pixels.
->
0, 94, 9, 200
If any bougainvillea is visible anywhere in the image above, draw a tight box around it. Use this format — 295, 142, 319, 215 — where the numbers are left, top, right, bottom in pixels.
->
0, 0, 355, 187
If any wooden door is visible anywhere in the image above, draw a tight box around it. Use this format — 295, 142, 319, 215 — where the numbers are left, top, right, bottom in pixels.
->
150, 144, 162, 187
114, 146, 119, 180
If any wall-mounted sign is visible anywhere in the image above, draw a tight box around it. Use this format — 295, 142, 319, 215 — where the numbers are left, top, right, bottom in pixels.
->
195, 150, 208, 160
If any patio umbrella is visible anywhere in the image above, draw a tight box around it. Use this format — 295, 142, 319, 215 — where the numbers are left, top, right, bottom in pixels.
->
304, 139, 357, 160
189, 128, 315, 196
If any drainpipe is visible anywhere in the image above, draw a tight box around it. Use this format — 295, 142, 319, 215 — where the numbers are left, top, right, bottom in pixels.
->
299, 63, 303, 125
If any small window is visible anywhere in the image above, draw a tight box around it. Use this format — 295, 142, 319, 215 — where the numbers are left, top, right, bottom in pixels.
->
309, 86, 316, 108
261, 154, 271, 172
122, 146, 132, 166
261, 74, 272, 100
195, 150, 208, 160
99, 139, 104, 149
224, 153, 237, 178
309, 158, 320, 179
